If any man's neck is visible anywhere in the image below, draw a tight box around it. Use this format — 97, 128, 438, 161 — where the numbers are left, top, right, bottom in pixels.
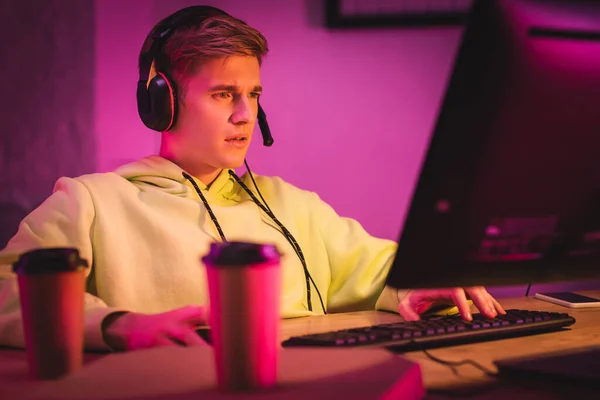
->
187, 167, 222, 188
159, 143, 222, 187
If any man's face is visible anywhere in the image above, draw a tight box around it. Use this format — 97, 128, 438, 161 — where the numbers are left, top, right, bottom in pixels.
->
170, 56, 262, 174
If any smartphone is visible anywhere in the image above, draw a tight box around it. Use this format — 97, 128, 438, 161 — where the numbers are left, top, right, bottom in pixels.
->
534, 291, 600, 308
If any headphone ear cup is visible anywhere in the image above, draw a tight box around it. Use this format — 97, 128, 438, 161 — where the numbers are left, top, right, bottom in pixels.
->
138, 72, 178, 132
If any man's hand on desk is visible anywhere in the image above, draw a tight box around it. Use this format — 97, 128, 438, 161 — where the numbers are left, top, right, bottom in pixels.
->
102, 305, 208, 351
398, 287, 506, 321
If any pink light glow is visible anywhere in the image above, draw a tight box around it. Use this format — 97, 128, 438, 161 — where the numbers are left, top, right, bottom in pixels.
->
504, 1, 600, 77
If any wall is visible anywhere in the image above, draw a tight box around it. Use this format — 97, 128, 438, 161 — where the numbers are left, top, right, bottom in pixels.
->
0, 0, 96, 248
94, 0, 159, 172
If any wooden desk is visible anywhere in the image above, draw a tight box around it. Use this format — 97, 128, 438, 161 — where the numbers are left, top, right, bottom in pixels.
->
282, 290, 600, 398
1, 291, 599, 399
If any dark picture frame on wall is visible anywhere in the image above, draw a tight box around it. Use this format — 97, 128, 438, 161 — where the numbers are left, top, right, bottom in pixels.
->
325, 0, 473, 28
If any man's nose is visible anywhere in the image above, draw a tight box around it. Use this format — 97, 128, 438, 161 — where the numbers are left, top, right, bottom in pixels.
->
231, 97, 255, 125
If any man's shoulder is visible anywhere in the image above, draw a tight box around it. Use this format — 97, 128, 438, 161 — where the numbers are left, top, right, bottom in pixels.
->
53, 171, 132, 196
71, 171, 127, 187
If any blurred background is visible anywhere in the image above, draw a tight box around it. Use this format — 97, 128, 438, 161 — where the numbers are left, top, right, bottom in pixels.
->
1, 0, 597, 296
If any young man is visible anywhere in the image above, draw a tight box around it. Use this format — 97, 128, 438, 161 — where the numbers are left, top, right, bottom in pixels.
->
0, 6, 504, 352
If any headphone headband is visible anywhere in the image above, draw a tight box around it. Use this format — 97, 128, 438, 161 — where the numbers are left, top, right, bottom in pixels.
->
140, 6, 229, 84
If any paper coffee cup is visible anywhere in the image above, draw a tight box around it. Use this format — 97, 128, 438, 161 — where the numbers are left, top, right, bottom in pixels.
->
203, 242, 281, 392
13, 248, 88, 380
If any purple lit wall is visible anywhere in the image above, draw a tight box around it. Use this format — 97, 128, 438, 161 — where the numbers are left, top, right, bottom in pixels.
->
0, 1, 95, 248
95, 0, 159, 173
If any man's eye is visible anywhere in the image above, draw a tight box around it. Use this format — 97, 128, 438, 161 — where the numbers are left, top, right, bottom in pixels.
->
249, 92, 261, 99
214, 92, 232, 99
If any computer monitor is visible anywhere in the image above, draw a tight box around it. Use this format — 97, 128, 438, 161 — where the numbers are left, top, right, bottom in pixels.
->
387, 0, 600, 290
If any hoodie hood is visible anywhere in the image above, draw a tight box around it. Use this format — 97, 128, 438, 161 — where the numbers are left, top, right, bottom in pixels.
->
114, 156, 243, 202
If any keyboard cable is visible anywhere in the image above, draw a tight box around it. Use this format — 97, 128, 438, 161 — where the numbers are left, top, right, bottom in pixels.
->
415, 343, 500, 398
419, 345, 498, 378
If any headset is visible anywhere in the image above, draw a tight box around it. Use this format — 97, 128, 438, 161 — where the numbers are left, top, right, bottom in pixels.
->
136, 5, 274, 147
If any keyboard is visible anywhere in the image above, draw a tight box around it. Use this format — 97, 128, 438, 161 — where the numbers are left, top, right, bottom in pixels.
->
281, 309, 576, 353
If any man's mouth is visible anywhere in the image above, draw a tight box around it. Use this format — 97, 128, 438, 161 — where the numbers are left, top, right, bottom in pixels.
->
225, 135, 247, 142
225, 136, 249, 148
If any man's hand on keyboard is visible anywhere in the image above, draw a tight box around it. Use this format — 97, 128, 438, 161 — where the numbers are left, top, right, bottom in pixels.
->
398, 287, 506, 322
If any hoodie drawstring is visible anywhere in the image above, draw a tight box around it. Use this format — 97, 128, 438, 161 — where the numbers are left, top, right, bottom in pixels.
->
182, 171, 227, 243
181, 167, 327, 314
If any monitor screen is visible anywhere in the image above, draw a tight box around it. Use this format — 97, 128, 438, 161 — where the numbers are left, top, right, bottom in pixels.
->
387, 0, 600, 289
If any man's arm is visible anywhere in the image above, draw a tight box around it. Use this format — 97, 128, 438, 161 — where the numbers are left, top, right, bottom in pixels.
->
306, 191, 400, 313
0, 177, 125, 351
307, 192, 505, 319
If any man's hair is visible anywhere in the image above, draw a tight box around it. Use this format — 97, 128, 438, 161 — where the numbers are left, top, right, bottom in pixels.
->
139, 11, 268, 99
